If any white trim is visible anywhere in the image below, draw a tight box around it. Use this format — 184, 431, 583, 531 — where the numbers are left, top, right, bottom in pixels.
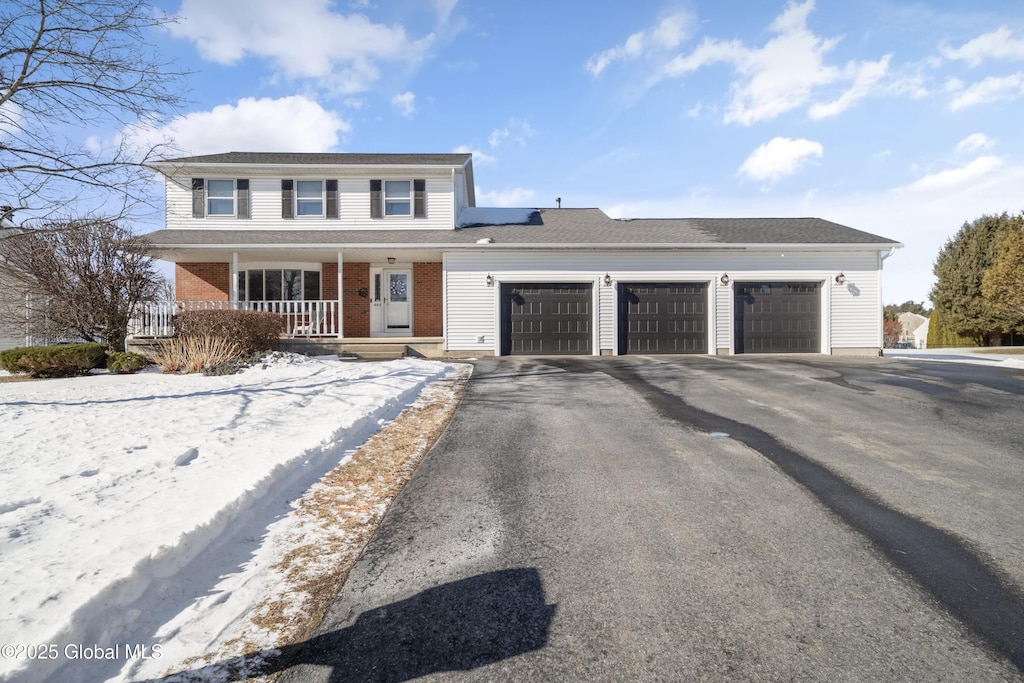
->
337, 250, 344, 339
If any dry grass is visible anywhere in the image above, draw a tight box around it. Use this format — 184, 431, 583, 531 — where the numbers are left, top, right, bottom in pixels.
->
154, 336, 243, 373
162, 364, 471, 681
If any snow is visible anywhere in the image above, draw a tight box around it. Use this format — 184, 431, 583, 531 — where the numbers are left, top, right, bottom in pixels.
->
0, 355, 461, 683
884, 346, 1024, 368
455, 206, 537, 228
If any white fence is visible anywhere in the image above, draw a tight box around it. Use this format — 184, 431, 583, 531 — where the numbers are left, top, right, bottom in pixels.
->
130, 300, 341, 338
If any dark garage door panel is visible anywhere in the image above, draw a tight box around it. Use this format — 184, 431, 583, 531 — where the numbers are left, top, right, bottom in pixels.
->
619, 283, 708, 354
502, 283, 592, 355
734, 282, 820, 353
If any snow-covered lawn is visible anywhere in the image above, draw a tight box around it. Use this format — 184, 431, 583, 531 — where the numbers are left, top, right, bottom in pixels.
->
0, 355, 462, 683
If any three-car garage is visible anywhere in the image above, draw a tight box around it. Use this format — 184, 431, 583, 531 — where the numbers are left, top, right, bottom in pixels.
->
499, 280, 822, 356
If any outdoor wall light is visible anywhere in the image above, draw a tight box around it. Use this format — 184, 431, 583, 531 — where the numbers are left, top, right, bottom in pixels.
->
485, 273, 494, 286
835, 272, 846, 285
603, 273, 612, 286
720, 273, 730, 285
387, 257, 396, 264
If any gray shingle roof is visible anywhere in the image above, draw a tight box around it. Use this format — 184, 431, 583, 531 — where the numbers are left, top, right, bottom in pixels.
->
151, 152, 473, 166
144, 208, 901, 248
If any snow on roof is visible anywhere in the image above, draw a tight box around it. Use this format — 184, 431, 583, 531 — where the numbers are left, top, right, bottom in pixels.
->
456, 207, 538, 228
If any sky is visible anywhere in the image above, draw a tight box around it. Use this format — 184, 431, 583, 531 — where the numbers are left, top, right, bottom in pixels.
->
123, 0, 1024, 305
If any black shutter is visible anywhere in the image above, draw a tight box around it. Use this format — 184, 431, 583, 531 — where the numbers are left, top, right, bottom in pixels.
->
370, 179, 382, 219
326, 179, 339, 219
191, 178, 204, 218
281, 179, 294, 219
236, 179, 250, 219
414, 179, 426, 218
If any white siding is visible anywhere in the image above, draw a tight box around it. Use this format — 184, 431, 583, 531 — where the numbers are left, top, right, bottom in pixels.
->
444, 249, 884, 355
165, 174, 455, 231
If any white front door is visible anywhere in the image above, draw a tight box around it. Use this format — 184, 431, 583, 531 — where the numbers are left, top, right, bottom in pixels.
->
370, 267, 412, 335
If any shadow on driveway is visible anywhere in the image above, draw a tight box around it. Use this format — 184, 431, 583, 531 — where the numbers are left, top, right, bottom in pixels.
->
144, 568, 557, 683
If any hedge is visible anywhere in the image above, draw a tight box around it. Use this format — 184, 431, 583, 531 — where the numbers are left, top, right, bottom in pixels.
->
173, 309, 282, 355
0, 343, 109, 378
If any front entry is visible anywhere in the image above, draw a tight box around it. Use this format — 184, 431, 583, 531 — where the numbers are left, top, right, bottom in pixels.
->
370, 267, 412, 335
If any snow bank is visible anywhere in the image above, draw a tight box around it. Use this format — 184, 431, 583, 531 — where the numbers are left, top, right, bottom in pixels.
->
0, 356, 455, 682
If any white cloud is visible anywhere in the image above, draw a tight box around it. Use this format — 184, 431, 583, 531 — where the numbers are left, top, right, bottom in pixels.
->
488, 118, 536, 148
127, 96, 350, 156
809, 55, 891, 119
900, 155, 1004, 192
955, 133, 994, 154
453, 144, 496, 165
0, 100, 22, 140
392, 91, 416, 117
948, 72, 1024, 110
739, 137, 824, 184
168, 0, 433, 94
660, 0, 890, 125
476, 186, 537, 207
941, 27, 1024, 67
586, 12, 694, 77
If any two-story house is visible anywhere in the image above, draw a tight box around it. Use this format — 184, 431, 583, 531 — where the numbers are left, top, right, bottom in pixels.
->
141, 152, 902, 357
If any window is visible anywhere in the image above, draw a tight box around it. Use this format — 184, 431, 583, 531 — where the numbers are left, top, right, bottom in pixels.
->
193, 178, 249, 218
207, 179, 235, 215
239, 270, 322, 301
371, 179, 426, 219
384, 180, 411, 216
296, 180, 323, 216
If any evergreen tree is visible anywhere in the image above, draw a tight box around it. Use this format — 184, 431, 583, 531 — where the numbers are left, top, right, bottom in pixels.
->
981, 215, 1024, 325
930, 213, 1019, 344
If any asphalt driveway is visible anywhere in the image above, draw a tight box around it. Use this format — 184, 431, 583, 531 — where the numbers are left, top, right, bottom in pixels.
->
280, 355, 1024, 682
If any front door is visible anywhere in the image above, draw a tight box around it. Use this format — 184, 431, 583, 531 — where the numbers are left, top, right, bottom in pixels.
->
371, 267, 412, 335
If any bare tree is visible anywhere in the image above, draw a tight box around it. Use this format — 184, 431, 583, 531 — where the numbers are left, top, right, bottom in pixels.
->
0, 217, 165, 349
1, 0, 187, 223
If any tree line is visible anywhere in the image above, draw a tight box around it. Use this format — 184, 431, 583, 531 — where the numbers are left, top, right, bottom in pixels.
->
929, 212, 1024, 347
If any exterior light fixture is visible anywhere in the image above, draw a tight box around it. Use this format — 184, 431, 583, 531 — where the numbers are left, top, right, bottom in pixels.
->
603, 273, 612, 286
485, 273, 494, 286
387, 257, 396, 264
835, 272, 846, 285
720, 273, 730, 285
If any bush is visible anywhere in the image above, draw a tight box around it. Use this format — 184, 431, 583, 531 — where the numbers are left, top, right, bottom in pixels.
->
154, 336, 242, 374
0, 343, 108, 378
107, 351, 149, 374
173, 310, 282, 355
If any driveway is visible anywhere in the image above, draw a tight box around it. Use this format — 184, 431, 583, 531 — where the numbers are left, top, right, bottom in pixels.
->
280, 355, 1024, 682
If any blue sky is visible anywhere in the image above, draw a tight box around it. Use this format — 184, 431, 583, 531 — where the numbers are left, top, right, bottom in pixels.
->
132, 0, 1024, 305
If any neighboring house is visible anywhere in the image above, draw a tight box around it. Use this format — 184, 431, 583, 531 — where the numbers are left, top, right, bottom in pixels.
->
0, 207, 29, 350
897, 312, 929, 349
139, 152, 902, 357
913, 317, 930, 349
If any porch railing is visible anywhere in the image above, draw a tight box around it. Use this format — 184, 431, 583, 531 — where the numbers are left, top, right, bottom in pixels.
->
129, 300, 341, 338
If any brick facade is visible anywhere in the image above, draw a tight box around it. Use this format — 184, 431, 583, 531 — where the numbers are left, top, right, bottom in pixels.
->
341, 262, 370, 337
176, 263, 230, 301
413, 262, 443, 337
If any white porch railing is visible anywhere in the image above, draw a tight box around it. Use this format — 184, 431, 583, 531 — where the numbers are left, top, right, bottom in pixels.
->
129, 300, 341, 338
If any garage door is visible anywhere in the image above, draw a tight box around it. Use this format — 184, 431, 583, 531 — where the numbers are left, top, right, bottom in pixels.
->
501, 283, 592, 355
734, 282, 820, 353
619, 283, 707, 354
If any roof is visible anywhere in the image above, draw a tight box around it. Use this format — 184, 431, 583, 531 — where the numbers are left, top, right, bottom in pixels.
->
145, 208, 902, 249
150, 152, 473, 167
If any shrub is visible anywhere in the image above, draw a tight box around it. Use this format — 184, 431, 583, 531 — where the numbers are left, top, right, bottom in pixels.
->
154, 336, 242, 374
0, 343, 108, 378
202, 351, 264, 376
107, 351, 149, 374
173, 310, 282, 355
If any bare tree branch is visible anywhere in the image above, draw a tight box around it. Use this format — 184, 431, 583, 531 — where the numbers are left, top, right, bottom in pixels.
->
0, 217, 167, 348
0, 0, 188, 224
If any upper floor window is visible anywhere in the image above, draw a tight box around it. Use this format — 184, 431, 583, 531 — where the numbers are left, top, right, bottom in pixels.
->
207, 179, 235, 215
371, 179, 426, 219
192, 178, 249, 219
296, 180, 323, 216
282, 179, 339, 219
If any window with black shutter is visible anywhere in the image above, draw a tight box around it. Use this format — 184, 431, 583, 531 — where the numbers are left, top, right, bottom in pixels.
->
414, 179, 426, 218
326, 179, 339, 219
370, 179, 382, 219
236, 179, 250, 219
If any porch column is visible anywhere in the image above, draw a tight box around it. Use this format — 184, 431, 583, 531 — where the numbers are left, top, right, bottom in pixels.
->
230, 251, 239, 304
342, 250, 350, 339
